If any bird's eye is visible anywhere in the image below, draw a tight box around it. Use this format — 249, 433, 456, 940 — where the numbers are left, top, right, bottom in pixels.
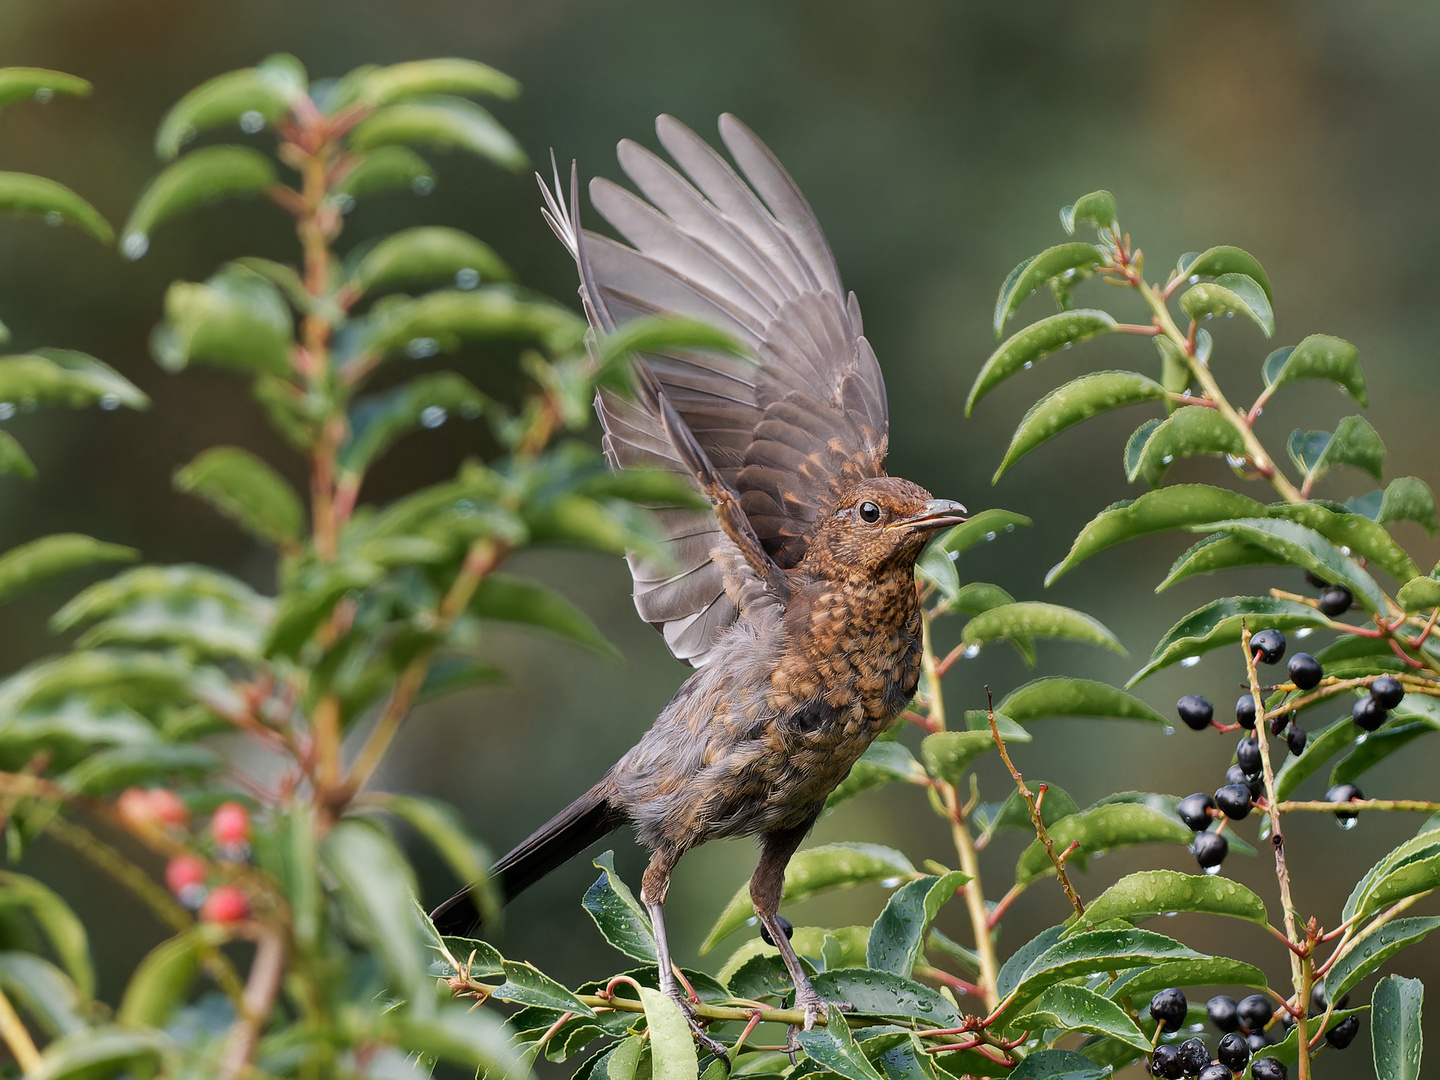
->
858, 501, 882, 524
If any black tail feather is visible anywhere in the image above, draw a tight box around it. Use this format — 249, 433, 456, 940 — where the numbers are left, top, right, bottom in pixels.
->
429, 785, 622, 936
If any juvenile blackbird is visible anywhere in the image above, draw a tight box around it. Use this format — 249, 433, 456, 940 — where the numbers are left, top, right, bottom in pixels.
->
431, 114, 965, 1044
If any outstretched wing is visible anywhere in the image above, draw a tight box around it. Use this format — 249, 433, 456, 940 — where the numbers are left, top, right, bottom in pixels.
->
542, 114, 889, 666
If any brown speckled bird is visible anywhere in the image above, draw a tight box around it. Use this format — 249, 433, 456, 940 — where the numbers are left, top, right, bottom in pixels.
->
431, 114, 965, 1043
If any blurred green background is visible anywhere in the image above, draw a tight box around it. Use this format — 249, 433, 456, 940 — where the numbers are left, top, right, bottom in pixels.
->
3, 2, 1439, 1074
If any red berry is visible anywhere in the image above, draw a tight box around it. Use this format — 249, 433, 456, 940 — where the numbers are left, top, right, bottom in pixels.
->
211, 802, 251, 846
164, 855, 207, 895
200, 885, 249, 924
148, 789, 190, 828
116, 788, 154, 829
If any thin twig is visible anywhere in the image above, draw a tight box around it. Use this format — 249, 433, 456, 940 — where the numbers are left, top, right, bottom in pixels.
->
0, 983, 41, 1073
218, 924, 287, 1080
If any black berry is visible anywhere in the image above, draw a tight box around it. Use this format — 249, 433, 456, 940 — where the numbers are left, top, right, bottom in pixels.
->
1196, 1065, 1228, 1080
1216, 1031, 1249, 1071
1226, 765, 1262, 799
1304, 570, 1329, 589
1236, 736, 1261, 776
1192, 831, 1228, 870
759, 913, 793, 946
1178, 793, 1216, 831
1287, 653, 1322, 690
1352, 696, 1387, 732
1235, 694, 1257, 729
1150, 1044, 1183, 1078
1246, 1032, 1267, 1054
1317, 585, 1353, 616
1310, 981, 1348, 1012
1177, 1038, 1209, 1075
1215, 784, 1252, 820
1150, 987, 1188, 1032
1326, 783, 1363, 822
1250, 629, 1286, 664
1268, 710, 1290, 736
1286, 725, 1307, 755
1250, 1059, 1286, 1080
1371, 674, 1405, 709
1207, 995, 1238, 1032
1178, 695, 1215, 730
1325, 1014, 1360, 1050
1237, 994, 1273, 1033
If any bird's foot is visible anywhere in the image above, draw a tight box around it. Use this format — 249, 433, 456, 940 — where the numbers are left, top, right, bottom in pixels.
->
792, 984, 854, 1031
675, 994, 730, 1064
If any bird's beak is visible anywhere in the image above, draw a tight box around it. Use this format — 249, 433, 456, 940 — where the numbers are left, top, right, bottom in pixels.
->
889, 499, 968, 532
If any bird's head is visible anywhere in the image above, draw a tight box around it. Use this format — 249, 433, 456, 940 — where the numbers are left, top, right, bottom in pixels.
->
803, 477, 967, 575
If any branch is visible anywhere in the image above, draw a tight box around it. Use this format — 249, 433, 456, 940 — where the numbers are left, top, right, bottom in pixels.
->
0, 983, 40, 1074
218, 925, 287, 1080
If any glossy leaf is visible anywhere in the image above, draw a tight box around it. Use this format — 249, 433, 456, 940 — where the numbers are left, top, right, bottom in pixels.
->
583, 851, 656, 962
1270, 501, 1420, 583
471, 574, 619, 658
809, 968, 961, 1026
992, 244, 1106, 333
1156, 533, 1287, 591
637, 987, 698, 1080
1178, 273, 1274, 336
976, 783, 1079, 841
0, 953, 86, 1037
378, 794, 498, 930
1379, 477, 1439, 536
1130, 405, 1244, 486
341, 372, 488, 475
592, 315, 750, 373
117, 927, 214, 1027
921, 730, 998, 786
350, 97, 525, 170
351, 226, 512, 297
0, 872, 93, 997
797, 1022, 884, 1080
1049, 485, 1265, 585
1327, 917, 1440, 1001
153, 266, 294, 376
915, 541, 960, 606
936, 509, 1032, 557
0, 349, 147, 412
1292, 414, 1385, 484
961, 602, 1123, 655
0, 431, 34, 479
155, 54, 307, 158
122, 145, 278, 258
1014, 804, 1192, 885
1343, 820, 1440, 922
1398, 576, 1440, 613
1009, 985, 1149, 1052
0, 172, 112, 244
824, 741, 926, 811
1004, 927, 1206, 1015
997, 677, 1167, 727
364, 286, 585, 359
175, 446, 303, 544
866, 871, 967, 977
968, 309, 1115, 414
1372, 975, 1423, 1080
1194, 517, 1387, 613
0, 534, 137, 607
1008, 1049, 1109, 1080
952, 581, 1016, 615
1262, 333, 1366, 404
1073, 870, 1267, 928
0, 68, 91, 108
994, 370, 1166, 481
336, 146, 435, 200
1177, 246, 1274, 301
1128, 596, 1327, 686
354, 58, 520, 106
702, 843, 915, 953
1060, 190, 1117, 235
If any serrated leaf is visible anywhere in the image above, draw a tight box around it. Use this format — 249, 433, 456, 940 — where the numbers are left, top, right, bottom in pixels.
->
1009, 984, 1148, 1051
1008, 1049, 1109, 1080
340, 372, 488, 475
976, 783, 1079, 841
1072, 870, 1267, 929
155, 54, 307, 158
1293, 414, 1386, 485
1060, 190, 1117, 235
0, 534, 137, 607
1343, 820, 1440, 923
1372, 975, 1423, 1080
1049, 485, 1265, 585
1179, 273, 1273, 336
961, 602, 1123, 655
336, 146, 435, 200
0, 172, 112, 244
52, 563, 268, 632
1014, 805, 1192, 886
1269, 501, 1420, 583
866, 871, 968, 977
1262, 333, 1366, 404
1379, 477, 1438, 536
0, 873, 93, 998
796, 1021, 883, 1080
583, 851, 656, 962
363, 286, 585, 359
0, 68, 90, 108
810, 968, 961, 1026
702, 844, 915, 953
1102, 957, 1267, 1000
175, 446, 303, 544
354, 58, 520, 107
154, 265, 294, 376
638, 987, 698, 1080
1156, 533, 1288, 591
350, 97, 525, 170
997, 677, 1167, 727
1128, 596, 1327, 686
1003, 927, 1207, 1017
968, 309, 1115, 414
1129, 405, 1245, 486
936, 509, 1032, 557
1177, 246, 1274, 302
994, 370, 1165, 481
1326, 917, 1440, 1002
1193, 517, 1387, 613
992, 244, 1106, 334
122, 145, 278, 258
396, 1005, 526, 1075
350, 226, 512, 297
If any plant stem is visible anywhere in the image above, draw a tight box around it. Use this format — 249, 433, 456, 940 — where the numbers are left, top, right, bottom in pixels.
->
1277, 799, 1440, 814
0, 983, 40, 1074
218, 925, 287, 1080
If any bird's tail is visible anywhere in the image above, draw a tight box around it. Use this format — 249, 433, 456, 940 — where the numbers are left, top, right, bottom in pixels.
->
429, 783, 623, 936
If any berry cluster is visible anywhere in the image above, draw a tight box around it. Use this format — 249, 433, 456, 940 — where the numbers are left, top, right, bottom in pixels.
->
1147, 988, 1284, 1078
118, 787, 254, 924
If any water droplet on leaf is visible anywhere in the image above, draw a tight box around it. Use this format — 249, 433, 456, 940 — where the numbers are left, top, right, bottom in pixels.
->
411, 174, 435, 195
406, 337, 440, 359
962, 644, 981, 659
0, 402, 13, 420
239, 110, 266, 134
99, 393, 120, 411
420, 405, 447, 428
455, 267, 481, 290
1180, 656, 1200, 668
33, 87, 54, 104
121, 232, 150, 260
43, 211, 62, 228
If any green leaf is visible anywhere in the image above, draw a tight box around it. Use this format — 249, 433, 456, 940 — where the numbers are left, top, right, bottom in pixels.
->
1014, 804, 1192, 885
1193, 517, 1387, 613
471, 574, 618, 659
916, 542, 960, 607
496, 957, 596, 1015
936, 509, 1033, 557
1177, 246, 1274, 302
1049, 485, 1265, 585
639, 987, 698, 1080
866, 871, 968, 977
997, 677, 1167, 727
992, 244, 1106, 334
155, 54, 307, 158
976, 784, 1079, 842
795, 1022, 883, 1080
824, 741, 926, 811
809, 968, 961, 1026
396, 1004, 527, 1075
583, 851, 656, 962
0, 953, 86, 1037
1129, 405, 1245, 486
1331, 720, 1439, 787
350, 226, 512, 297
1156, 533, 1288, 591
0, 350, 146, 413
1007, 1049, 1109, 1080
117, 927, 215, 1028
1292, 415, 1386, 484
175, 446, 303, 544
920, 731, 998, 786
0, 534, 137, 607
968, 309, 1115, 414
0, 172, 112, 244
0, 431, 35, 479
1003, 927, 1206, 1016
122, 145, 278, 258
378, 795, 498, 929
52, 563, 269, 633
63, 742, 218, 796
0, 68, 91, 108
350, 97, 526, 170
1273, 715, 1355, 800
1398, 576, 1440, 613
1102, 957, 1267, 1000
153, 265, 294, 376
994, 370, 1166, 481
1060, 190, 1117, 235
1262, 333, 1366, 404
353, 58, 520, 106
1072, 870, 1267, 928
1327, 917, 1440, 1002
1128, 596, 1327, 686
1372, 975, 1423, 1080
1344, 821, 1440, 922
952, 582, 1017, 616
364, 286, 585, 359
1178, 273, 1274, 336
1008, 984, 1149, 1051
336, 146, 435, 200
1379, 477, 1438, 536
340, 372, 488, 476
1269, 501, 1420, 583
0, 872, 93, 997
701, 844, 915, 953
961, 602, 1124, 656
28, 1027, 168, 1080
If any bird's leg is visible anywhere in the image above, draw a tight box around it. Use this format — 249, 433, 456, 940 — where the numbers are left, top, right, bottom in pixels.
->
642, 849, 729, 1063
752, 820, 850, 1032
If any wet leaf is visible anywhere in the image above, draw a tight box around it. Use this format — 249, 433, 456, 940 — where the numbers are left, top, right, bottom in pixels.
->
1003, 927, 1206, 1017
810, 968, 961, 1026
866, 871, 968, 977
122, 145, 278, 257
363, 286, 585, 359
968, 309, 1115, 414
1156, 533, 1287, 591
1071, 870, 1267, 929
1273, 715, 1355, 800
1269, 501, 1420, 583
1049, 485, 1265, 585
175, 446, 303, 544
350, 226, 512, 297
795, 1021, 883, 1080
0, 350, 147, 413
1008, 984, 1148, 1051
496, 958, 596, 1015
824, 741, 926, 811
702, 844, 915, 953
1128, 596, 1326, 686
350, 97, 526, 170
1014, 804, 1192, 886
993, 244, 1106, 334
997, 677, 1167, 727
0, 953, 87, 1037
1398, 576, 1440, 613
1378, 477, 1438, 536
1261, 334, 1366, 404
1102, 957, 1268, 1001
1326, 917, 1440, 1001
936, 509, 1032, 557
916, 542, 960, 606
0, 872, 93, 997
1007, 1049, 1109, 1080
155, 54, 307, 158
1372, 975, 1423, 1080
1060, 190, 1117, 235
353, 58, 520, 107
1290, 415, 1385, 484
583, 851, 656, 962
976, 784, 1079, 841
1331, 720, 1439, 787
0, 172, 112, 244
961, 602, 1123, 656
0, 534, 137, 607
1193, 517, 1387, 613
1177, 246, 1274, 302
154, 265, 294, 376
336, 145, 435, 200
952, 582, 1016, 615
1179, 273, 1273, 336
471, 574, 619, 659
639, 987, 698, 1080
0, 68, 91, 108
994, 370, 1166, 481
1129, 405, 1244, 486
1343, 820, 1440, 923
341, 372, 489, 476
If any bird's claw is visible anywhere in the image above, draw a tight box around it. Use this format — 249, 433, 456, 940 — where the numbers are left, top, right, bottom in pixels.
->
794, 989, 853, 1031
677, 995, 730, 1065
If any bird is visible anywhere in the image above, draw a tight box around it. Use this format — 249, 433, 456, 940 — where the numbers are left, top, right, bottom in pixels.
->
430, 113, 966, 1048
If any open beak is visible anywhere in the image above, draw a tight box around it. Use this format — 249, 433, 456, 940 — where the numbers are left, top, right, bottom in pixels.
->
889, 499, 968, 532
